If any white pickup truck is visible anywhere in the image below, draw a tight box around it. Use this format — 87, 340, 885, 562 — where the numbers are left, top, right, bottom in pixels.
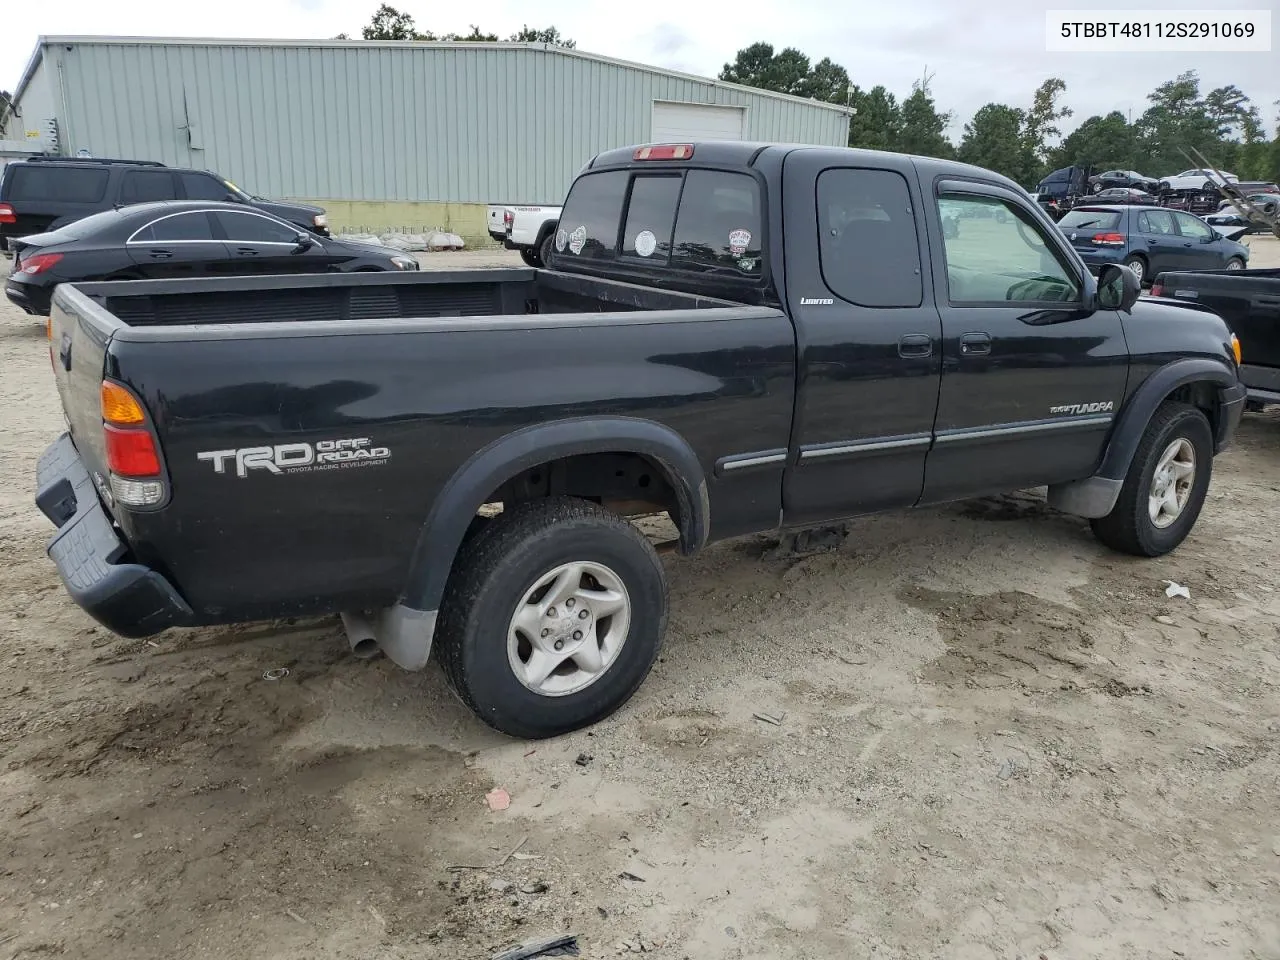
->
485, 203, 562, 266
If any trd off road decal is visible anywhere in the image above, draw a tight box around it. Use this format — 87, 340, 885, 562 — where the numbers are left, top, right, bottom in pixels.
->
728, 228, 751, 256
197, 438, 391, 478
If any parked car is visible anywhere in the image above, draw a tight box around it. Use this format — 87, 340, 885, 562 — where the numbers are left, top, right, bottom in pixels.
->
36, 140, 1245, 739
1083, 187, 1160, 205
1089, 169, 1160, 193
1234, 181, 1280, 195
0, 156, 329, 253
1159, 169, 1238, 193
1057, 204, 1249, 285
1152, 268, 1280, 409
5, 200, 417, 315
486, 202, 562, 266
1214, 193, 1280, 217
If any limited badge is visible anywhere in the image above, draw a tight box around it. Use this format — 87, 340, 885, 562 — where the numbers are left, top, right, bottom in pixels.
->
634, 230, 657, 257
555, 228, 569, 252
729, 228, 752, 255
568, 225, 587, 255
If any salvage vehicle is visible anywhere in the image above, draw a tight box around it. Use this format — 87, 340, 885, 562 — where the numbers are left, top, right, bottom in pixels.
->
486, 202, 562, 266
1057, 204, 1249, 284
1152, 268, 1280, 409
1089, 169, 1160, 194
0, 156, 329, 253
6, 200, 417, 316
37, 141, 1246, 739
1159, 168, 1238, 193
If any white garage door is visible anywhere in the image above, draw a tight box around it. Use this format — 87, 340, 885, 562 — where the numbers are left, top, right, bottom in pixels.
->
651, 102, 745, 142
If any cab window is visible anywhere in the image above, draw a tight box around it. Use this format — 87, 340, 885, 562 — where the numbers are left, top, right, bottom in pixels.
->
936, 193, 1080, 304
671, 170, 762, 276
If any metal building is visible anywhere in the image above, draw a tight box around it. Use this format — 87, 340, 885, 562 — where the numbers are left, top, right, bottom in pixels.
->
3, 36, 851, 242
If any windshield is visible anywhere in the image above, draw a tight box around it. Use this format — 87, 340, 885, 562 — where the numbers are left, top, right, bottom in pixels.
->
1058, 210, 1122, 231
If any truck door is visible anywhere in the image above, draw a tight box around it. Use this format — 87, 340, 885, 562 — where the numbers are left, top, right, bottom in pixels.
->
780, 154, 943, 526
920, 178, 1128, 504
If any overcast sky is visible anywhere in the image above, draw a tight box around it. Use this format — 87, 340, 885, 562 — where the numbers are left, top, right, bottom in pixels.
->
3, 0, 1276, 141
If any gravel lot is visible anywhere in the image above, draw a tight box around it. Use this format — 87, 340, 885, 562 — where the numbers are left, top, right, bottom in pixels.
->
1, 241, 1278, 960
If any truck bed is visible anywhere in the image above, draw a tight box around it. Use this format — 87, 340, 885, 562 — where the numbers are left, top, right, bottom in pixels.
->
1153, 267, 1280, 403
48, 268, 794, 627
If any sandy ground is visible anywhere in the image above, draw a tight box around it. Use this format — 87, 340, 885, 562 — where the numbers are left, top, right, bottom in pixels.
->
0, 242, 1278, 960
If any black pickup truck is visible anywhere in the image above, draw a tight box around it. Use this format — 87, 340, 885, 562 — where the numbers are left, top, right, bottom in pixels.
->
1152, 268, 1280, 409
37, 141, 1246, 739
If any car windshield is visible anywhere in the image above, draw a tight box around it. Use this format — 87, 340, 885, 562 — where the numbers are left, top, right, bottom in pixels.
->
1058, 210, 1122, 231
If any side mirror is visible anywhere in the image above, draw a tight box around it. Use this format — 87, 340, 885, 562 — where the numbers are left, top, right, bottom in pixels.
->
1097, 263, 1140, 313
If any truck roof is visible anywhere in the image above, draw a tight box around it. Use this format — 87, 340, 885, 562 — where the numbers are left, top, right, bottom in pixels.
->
586, 141, 1027, 194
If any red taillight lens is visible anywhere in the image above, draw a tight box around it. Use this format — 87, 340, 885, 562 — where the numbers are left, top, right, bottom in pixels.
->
1091, 232, 1125, 246
633, 144, 694, 161
104, 424, 161, 477
19, 252, 63, 275
503, 210, 513, 225
1150, 283, 1164, 297
0, 203, 14, 223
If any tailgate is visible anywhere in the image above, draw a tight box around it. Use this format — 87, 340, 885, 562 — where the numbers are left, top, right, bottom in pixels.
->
48, 291, 115, 509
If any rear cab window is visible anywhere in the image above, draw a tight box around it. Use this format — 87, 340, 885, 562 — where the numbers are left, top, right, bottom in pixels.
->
4, 165, 110, 203
554, 166, 764, 280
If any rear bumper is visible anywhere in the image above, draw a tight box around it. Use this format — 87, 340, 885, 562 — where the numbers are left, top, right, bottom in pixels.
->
36, 433, 192, 638
1216, 382, 1247, 451
1075, 247, 1125, 274
5, 276, 50, 315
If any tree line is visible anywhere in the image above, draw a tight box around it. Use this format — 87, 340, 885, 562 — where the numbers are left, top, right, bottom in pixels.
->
336, 4, 573, 47
720, 42, 1280, 187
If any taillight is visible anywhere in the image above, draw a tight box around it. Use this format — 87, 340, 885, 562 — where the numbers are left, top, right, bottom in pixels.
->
1150, 283, 1164, 297
633, 144, 694, 161
0, 202, 14, 224
19, 252, 63, 275
503, 210, 513, 226
100, 380, 165, 507
1091, 232, 1125, 246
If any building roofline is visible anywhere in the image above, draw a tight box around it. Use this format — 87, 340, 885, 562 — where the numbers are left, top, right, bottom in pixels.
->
10, 40, 47, 107
18, 35, 852, 116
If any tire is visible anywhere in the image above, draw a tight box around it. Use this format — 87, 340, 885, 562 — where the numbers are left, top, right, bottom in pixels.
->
519, 248, 542, 268
436, 497, 668, 739
1225, 257, 1245, 271
1122, 254, 1147, 284
1090, 402, 1214, 557
538, 231, 554, 268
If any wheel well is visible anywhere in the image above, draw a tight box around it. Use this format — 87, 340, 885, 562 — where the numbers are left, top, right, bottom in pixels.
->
1166, 380, 1219, 436
480, 452, 683, 540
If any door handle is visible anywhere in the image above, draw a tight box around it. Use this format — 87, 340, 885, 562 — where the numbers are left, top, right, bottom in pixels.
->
898, 334, 933, 358
235, 247, 259, 255
1253, 295, 1280, 306
960, 332, 992, 356
148, 249, 172, 259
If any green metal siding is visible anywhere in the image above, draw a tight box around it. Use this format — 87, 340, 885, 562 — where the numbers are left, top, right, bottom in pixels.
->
46, 40, 848, 204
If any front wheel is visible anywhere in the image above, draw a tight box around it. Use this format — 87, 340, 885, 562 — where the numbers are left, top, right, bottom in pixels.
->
1090, 402, 1213, 557
1225, 257, 1245, 271
436, 497, 668, 739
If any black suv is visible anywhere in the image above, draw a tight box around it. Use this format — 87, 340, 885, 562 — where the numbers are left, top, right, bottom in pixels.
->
0, 157, 329, 252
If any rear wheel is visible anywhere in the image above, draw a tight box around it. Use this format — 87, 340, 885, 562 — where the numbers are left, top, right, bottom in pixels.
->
1090, 402, 1213, 557
1122, 254, 1147, 284
1225, 257, 1245, 271
436, 497, 668, 739
538, 231, 554, 268
519, 248, 542, 268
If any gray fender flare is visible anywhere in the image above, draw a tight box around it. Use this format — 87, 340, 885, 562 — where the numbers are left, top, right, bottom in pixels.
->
1047, 357, 1237, 518
402, 415, 709, 616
